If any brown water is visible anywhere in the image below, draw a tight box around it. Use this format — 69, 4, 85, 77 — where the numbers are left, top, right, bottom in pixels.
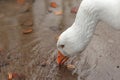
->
0, 0, 78, 80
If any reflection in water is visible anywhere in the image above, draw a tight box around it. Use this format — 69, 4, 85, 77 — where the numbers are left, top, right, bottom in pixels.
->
0, 17, 21, 53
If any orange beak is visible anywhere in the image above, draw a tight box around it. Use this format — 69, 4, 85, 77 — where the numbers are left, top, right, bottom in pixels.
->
57, 50, 69, 65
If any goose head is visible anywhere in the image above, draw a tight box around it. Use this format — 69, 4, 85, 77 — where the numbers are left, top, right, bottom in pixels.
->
56, 23, 90, 65
57, 26, 84, 57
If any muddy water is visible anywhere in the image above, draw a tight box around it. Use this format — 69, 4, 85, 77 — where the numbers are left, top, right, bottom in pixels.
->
0, 0, 78, 80
1, 0, 120, 80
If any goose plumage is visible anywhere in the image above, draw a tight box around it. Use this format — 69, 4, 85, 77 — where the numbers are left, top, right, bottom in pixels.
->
56, 0, 120, 64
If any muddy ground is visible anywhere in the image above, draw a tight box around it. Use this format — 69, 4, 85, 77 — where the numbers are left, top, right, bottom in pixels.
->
0, 0, 120, 80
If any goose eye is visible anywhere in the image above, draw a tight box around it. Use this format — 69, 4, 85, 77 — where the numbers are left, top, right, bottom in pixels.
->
60, 45, 65, 48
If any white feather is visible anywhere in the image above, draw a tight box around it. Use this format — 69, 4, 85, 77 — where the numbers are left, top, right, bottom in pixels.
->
57, 0, 120, 56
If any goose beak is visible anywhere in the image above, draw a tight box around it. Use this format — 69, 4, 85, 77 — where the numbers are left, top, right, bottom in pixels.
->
57, 50, 69, 65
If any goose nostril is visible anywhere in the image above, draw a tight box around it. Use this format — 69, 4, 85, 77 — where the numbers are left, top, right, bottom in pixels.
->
61, 45, 64, 48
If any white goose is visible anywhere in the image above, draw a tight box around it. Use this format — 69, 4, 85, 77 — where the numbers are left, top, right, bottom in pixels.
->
56, 0, 120, 65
